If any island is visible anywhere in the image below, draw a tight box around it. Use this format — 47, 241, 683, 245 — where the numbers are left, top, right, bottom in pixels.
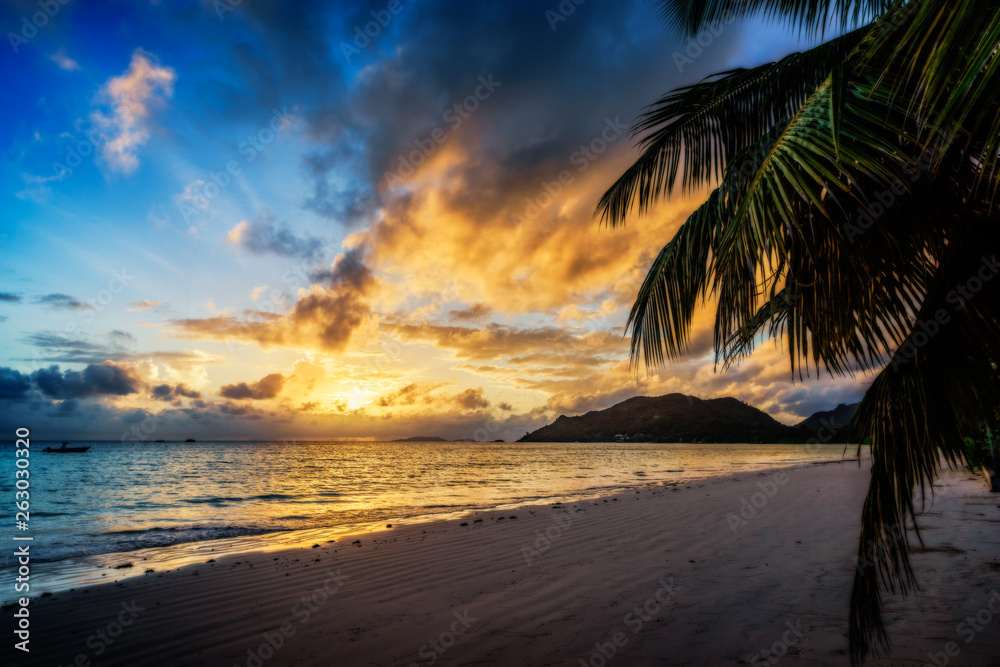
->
518, 393, 859, 444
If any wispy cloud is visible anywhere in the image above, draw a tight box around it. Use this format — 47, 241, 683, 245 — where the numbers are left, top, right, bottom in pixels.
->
14, 172, 64, 203
50, 47, 80, 71
91, 49, 175, 173
126, 300, 164, 311
35, 293, 91, 310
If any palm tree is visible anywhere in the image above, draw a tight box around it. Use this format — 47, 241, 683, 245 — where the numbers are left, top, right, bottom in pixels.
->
598, 1, 1000, 663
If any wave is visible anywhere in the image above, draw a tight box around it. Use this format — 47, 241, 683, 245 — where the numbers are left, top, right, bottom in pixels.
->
3, 524, 288, 565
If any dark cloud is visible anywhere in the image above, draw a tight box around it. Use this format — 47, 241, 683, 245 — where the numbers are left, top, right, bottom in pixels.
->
31, 362, 142, 399
294, 0, 745, 227
21, 331, 208, 366
219, 373, 285, 400
36, 293, 90, 310
53, 399, 79, 416
0, 367, 32, 399
175, 384, 201, 398
23, 333, 107, 356
453, 387, 489, 410
151, 383, 202, 401
218, 402, 264, 419
108, 330, 138, 347
448, 304, 492, 321
0, 293, 22, 303
228, 210, 325, 259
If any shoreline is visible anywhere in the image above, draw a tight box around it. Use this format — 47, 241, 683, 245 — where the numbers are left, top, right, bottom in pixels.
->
1, 456, 859, 605
11, 458, 999, 666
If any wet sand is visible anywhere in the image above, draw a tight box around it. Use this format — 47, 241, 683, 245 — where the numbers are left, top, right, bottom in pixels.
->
10, 460, 1000, 666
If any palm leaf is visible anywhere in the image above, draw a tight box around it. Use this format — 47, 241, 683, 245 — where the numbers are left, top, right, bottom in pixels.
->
657, 0, 895, 36
849, 225, 1000, 661
596, 28, 870, 228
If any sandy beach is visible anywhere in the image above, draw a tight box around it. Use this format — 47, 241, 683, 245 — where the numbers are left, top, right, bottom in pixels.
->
11, 460, 1000, 666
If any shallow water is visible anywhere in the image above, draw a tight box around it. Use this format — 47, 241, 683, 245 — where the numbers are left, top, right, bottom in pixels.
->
0, 440, 855, 599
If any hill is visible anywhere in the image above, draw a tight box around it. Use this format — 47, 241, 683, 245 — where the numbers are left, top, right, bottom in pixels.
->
518, 393, 803, 443
794, 402, 859, 443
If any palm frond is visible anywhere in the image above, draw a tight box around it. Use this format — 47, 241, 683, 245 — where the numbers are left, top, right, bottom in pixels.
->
626, 189, 723, 367
656, 0, 895, 36
863, 0, 1000, 202
596, 28, 869, 228
602, 6, 1000, 667
849, 224, 1000, 661
720, 287, 792, 369
711, 74, 920, 372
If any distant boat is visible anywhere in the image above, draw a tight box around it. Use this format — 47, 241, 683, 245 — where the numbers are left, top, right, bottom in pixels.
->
185, 438, 196, 442
42, 442, 90, 453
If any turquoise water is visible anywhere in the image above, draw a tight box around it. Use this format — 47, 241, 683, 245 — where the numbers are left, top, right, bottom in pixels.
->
0, 440, 852, 598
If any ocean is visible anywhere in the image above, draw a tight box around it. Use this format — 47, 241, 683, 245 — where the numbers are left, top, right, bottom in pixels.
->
0, 440, 854, 600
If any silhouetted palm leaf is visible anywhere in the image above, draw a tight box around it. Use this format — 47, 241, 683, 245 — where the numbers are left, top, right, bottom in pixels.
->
599, 1, 1000, 664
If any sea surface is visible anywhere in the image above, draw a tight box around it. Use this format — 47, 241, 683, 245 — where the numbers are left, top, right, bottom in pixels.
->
0, 440, 855, 599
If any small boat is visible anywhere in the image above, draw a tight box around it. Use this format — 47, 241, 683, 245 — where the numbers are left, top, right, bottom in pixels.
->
42, 442, 91, 453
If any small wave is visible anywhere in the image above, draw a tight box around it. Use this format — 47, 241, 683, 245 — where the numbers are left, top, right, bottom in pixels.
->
181, 496, 246, 504
13, 525, 286, 565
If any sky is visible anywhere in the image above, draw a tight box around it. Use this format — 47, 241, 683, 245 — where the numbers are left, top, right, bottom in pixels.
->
0, 0, 870, 441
